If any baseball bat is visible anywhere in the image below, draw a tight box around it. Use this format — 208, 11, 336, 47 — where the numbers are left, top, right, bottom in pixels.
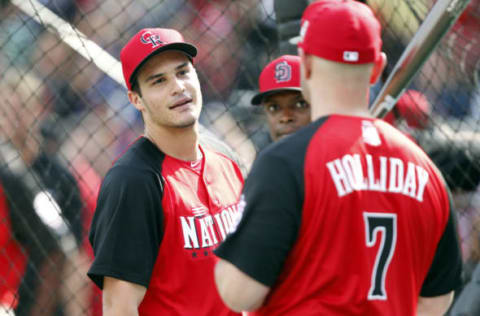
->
10, 0, 126, 87
370, 0, 471, 118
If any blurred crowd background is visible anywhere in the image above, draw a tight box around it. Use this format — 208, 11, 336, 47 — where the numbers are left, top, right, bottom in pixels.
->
0, 0, 479, 315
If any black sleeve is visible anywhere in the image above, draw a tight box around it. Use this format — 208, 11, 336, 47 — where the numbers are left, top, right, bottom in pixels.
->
214, 150, 303, 286
87, 167, 163, 289
420, 201, 463, 297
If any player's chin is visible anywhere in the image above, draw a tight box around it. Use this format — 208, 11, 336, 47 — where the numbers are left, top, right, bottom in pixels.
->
174, 116, 198, 129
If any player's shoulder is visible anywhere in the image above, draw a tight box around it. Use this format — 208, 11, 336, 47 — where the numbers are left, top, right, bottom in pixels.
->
375, 120, 450, 194
199, 130, 247, 176
103, 137, 165, 185
112, 137, 165, 172
203, 145, 236, 165
246, 121, 328, 186
260, 117, 329, 163
375, 119, 434, 161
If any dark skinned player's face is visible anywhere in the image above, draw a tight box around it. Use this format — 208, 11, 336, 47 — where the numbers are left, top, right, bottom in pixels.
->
262, 91, 311, 141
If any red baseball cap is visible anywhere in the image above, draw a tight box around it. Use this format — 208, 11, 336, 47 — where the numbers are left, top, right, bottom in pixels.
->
295, 0, 382, 64
120, 28, 197, 90
251, 55, 302, 105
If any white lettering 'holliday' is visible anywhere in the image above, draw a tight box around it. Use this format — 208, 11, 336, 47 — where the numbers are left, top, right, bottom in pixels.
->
326, 154, 429, 202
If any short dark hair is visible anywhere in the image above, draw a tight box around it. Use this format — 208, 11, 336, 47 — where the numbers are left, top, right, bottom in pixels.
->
130, 76, 142, 97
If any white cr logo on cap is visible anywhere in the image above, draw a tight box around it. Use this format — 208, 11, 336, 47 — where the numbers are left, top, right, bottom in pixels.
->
140, 31, 164, 48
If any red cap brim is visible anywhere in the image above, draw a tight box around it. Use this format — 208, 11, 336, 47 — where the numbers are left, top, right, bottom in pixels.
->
251, 87, 302, 105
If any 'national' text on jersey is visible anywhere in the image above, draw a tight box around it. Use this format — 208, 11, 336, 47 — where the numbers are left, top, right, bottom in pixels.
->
180, 204, 240, 249
326, 154, 429, 201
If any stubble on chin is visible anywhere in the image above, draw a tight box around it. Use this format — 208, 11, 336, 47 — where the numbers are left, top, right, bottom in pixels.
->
163, 111, 199, 129
151, 100, 201, 129
174, 118, 197, 129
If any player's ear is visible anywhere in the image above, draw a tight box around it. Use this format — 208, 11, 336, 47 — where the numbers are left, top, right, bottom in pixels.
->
128, 90, 145, 112
370, 52, 387, 84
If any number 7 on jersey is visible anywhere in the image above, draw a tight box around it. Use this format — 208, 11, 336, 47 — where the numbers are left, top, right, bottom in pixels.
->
363, 212, 397, 300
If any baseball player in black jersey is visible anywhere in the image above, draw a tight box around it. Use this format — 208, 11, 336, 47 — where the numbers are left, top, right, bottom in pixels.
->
87, 28, 243, 316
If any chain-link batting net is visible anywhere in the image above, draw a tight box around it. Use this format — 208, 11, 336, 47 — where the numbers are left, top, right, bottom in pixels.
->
0, 0, 479, 315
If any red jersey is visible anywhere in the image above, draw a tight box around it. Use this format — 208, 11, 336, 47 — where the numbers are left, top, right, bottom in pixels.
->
88, 137, 243, 316
216, 115, 462, 316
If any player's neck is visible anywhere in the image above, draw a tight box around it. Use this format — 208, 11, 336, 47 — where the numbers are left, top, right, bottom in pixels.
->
309, 79, 371, 121
144, 123, 200, 161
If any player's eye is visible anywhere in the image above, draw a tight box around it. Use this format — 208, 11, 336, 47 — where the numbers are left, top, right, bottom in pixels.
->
153, 77, 166, 85
266, 104, 279, 113
295, 100, 309, 109
178, 69, 188, 76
